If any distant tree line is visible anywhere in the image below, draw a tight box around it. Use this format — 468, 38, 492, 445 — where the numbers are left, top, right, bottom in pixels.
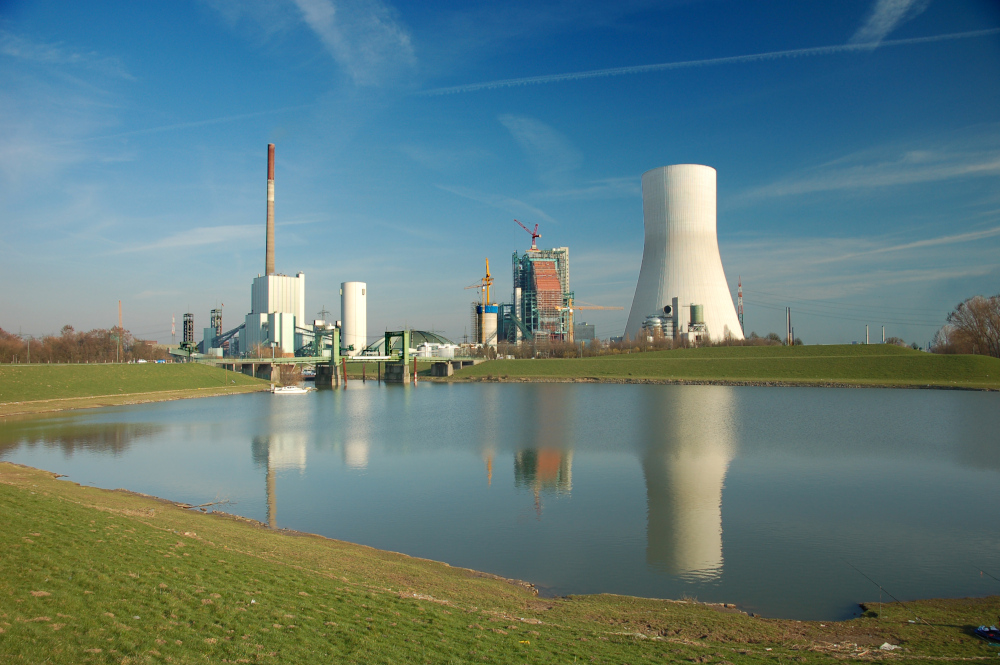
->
489, 329, 801, 359
0, 325, 170, 364
932, 294, 1000, 358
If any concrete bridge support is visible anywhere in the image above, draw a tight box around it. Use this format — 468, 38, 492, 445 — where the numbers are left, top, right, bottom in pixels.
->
314, 363, 341, 388
430, 361, 454, 377
384, 362, 410, 383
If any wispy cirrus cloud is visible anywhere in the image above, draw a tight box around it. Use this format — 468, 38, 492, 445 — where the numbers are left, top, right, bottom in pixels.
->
850, 0, 930, 46
422, 28, 999, 95
815, 225, 1000, 264
739, 130, 1000, 201
499, 114, 582, 187
291, 0, 415, 86
723, 230, 1000, 333
539, 177, 640, 200
0, 30, 133, 79
112, 225, 258, 254
436, 184, 557, 224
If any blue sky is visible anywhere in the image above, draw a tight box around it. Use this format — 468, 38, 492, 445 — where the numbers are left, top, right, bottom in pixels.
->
2, 0, 998, 346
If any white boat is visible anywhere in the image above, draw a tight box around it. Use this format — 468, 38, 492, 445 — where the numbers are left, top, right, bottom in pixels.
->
271, 385, 310, 394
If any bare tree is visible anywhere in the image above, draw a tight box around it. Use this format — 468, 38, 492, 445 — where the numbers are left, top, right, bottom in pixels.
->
933, 294, 1000, 358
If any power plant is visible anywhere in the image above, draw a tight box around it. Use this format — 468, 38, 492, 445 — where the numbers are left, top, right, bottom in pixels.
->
194, 144, 370, 361
625, 165, 743, 343
186, 152, 745, 364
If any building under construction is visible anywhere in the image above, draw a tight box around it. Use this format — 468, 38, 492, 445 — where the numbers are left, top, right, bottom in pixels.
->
501, 245, 574, 344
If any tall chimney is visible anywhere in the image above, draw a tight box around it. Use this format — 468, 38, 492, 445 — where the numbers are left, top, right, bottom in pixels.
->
265, 143, 275, 276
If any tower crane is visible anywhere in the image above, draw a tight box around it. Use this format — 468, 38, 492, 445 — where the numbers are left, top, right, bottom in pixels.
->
514, 219, 541, 251
570, 300, 624, 311
463, 258, 494, 305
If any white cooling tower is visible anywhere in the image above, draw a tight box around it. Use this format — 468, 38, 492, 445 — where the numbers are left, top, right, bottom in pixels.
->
341, 282, 367, 356
625, 165, 743, 341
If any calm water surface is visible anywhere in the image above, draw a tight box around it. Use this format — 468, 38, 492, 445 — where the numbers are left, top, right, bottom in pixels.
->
2, 383, 998, 620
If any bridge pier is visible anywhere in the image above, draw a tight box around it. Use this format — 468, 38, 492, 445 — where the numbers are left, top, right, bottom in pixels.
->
430, 361, 454, 377
384, 362, 410, 383
314, 363, 341, 388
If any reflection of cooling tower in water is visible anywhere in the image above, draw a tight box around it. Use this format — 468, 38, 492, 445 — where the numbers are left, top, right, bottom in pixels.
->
642, 387, 736, 580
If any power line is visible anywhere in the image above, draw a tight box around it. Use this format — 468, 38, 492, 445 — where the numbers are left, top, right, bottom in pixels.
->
747, 288, 944, 315
744, 299, 943, 328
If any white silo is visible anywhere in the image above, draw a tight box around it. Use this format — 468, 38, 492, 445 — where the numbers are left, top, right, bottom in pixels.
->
341, 282, 367, 356
625, 165, 743, 341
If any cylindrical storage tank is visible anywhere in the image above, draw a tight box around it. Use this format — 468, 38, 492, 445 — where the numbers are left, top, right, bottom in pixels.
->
341, 282, 367, 356
417, 343, 433, 358
690, 304, 704, 326
513, 287, 523, 342
438, 344, 456, 359
479, 304, 498, 346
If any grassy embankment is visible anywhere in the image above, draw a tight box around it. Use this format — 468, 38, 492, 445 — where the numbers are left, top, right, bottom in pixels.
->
452, 344, 1000, 390
0, 364, 270, 417
2, 462, 997, 664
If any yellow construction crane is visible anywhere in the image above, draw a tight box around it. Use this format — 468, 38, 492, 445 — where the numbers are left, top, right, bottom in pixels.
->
463, 258, 494, 305
570, 299, 623, 311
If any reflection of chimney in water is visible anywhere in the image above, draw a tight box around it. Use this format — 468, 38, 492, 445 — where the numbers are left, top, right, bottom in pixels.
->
641, 387, 735, 580
266, 464, 276, 528
252, 432, 308, 529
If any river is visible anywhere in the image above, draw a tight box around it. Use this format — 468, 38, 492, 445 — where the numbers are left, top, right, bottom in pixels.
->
1, 382, 997, 620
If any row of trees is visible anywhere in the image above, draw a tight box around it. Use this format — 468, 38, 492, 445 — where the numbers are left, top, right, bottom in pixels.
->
485, 329, 801, 359
932, 294, 1000, 358
0, 326, 170, 364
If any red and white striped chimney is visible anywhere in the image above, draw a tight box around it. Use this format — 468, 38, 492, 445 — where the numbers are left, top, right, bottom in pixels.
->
265, 143, 275, 276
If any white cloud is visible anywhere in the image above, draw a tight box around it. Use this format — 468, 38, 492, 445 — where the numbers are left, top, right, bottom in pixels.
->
291, 0, 415, 86
112, 225, 258, 254
436, 184, 557, 224
499, 114, 582, 186
739, 130, 1000, 201
0, 30, 133, 79
850, 0, 930, 46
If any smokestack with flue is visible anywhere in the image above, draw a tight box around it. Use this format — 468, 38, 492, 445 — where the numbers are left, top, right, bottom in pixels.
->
265, 143, 275, 275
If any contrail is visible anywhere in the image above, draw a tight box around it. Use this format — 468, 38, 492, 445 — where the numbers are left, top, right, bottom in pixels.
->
62, 104, 317, 145
422, 28, 1000, 95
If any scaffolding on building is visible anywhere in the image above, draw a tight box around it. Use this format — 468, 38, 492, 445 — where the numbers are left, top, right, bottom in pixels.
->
504, 248, 574, 343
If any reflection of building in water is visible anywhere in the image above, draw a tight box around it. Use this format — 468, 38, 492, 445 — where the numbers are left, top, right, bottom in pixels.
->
514, 449, 573, 515
642, 386, 736, 580
511, 385, 575, 515
344, 440, 368, 469
341, 389, 372, 470
251, 432, 308, 528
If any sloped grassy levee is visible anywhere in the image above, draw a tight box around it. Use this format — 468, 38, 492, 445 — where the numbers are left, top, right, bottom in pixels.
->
454, 345, 1000, 390
1, 463, 996, 664
0, 364, 270, 416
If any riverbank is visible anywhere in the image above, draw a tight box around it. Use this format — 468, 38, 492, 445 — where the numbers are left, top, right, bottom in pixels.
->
0, 364, 271, 417
450, 345, 1000, 390
0, 461, 996, 663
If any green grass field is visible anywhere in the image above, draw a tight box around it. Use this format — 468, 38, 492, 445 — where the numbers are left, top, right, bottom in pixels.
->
1, 462, 996, 664
0, 363, 268, 405
454, 345, 1000, 390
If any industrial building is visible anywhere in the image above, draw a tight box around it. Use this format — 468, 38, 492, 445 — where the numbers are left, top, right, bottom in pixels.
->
497, 226, 575, 344
624, 164, 744, 343
237, 144, 309, 356
191, 144, 367, 360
